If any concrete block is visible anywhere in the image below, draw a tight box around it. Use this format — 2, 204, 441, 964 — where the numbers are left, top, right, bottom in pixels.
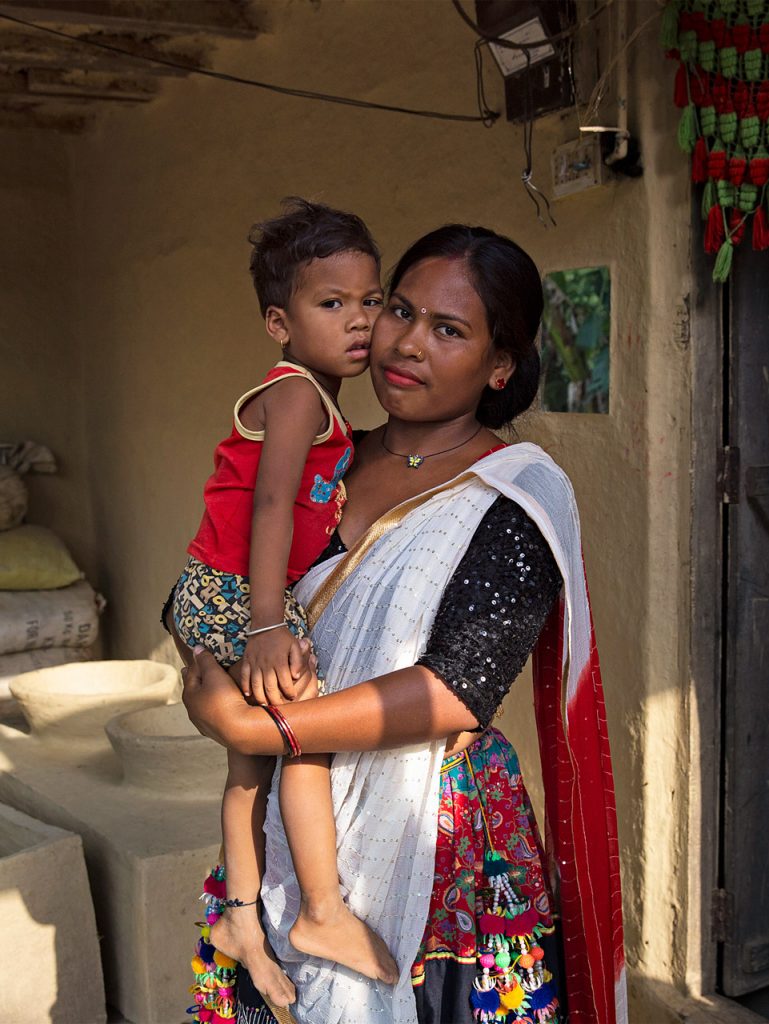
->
0, 803, 106, 1024
0, 701, 225, 1023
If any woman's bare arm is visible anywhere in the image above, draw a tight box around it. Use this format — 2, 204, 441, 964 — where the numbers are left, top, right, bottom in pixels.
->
182, 648, 478, 756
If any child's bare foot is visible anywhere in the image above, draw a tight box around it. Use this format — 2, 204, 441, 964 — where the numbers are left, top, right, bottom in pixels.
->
289, 899, 399, 984
210, 909, 296, 1007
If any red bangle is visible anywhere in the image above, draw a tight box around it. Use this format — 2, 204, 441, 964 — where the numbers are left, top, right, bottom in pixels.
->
263, 705, 302, 758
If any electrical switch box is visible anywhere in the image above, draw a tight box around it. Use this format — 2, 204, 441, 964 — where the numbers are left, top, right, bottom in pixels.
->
551, 136, 604, 197
475, 0, 576, 124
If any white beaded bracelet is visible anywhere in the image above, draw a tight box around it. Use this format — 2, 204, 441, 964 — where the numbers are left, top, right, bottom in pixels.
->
245, 622, 287, 637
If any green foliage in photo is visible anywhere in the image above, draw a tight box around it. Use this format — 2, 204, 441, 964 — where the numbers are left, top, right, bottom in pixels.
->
540, 266, 610, 414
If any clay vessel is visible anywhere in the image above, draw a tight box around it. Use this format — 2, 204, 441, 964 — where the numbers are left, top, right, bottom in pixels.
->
9, 660, 178, 742
105, 701, 227, 796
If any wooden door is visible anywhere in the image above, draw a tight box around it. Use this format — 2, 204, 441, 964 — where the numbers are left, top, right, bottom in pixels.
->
721, 246, 769, 1001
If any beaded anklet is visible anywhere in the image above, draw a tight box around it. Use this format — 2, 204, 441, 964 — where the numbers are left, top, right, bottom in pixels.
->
221, 895, 259, 908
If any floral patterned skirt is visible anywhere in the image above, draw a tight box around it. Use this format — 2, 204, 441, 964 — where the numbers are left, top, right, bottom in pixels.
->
190, 728, 564, 1024
413, 727, 563, 1023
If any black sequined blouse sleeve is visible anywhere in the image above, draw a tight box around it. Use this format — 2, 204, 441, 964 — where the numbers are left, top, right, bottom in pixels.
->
416, 495, 562, 729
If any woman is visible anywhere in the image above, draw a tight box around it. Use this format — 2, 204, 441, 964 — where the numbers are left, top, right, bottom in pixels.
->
182, 225, 626, 1024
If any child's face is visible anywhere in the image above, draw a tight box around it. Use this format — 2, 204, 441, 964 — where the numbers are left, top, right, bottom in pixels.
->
267, 251, 383, 381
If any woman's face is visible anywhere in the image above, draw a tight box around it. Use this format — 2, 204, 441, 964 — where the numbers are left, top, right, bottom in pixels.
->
370, 256, 513, 423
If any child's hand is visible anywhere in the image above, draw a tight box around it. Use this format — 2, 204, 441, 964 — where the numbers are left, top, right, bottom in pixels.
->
241, 627, 298, 705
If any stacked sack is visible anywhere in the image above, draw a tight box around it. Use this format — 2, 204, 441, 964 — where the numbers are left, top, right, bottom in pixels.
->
0, 462, 102, 699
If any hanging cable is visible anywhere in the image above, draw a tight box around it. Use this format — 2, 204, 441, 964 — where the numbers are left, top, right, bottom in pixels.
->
473, 40, 497, 127
518, 46, 557, 228
0, 9, 501, 125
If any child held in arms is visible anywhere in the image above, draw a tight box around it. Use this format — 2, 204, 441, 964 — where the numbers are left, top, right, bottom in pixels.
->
167, 198, 398, 1008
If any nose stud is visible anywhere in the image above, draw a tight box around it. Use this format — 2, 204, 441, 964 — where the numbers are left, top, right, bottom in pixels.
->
416, 349, 424, 360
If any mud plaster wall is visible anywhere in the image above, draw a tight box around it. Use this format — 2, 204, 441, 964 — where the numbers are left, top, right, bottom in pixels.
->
0, 132, 97, 582
5, 0, 692, 1007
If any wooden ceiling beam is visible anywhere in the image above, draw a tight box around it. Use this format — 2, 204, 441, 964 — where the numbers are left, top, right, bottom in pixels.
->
27, 67, 158, 99
0, 2, 263, 123
0, 51, 189, 77
0, 30, 204, 77
0, 67, 158, 101
0, 101, 89, 129
0, 1, 261, 38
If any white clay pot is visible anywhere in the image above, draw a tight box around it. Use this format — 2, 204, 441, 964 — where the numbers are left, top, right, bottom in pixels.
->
9, 660, 179, 742
105, 701, 227, 796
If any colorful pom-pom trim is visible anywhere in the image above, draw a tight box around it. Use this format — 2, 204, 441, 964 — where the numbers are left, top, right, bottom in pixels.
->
471, 857, 560, 1021
190, 861, 561, 1023
187, 866, 238, 1023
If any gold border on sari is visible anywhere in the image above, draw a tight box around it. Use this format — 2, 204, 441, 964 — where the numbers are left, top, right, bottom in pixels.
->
305, 470, 478, 629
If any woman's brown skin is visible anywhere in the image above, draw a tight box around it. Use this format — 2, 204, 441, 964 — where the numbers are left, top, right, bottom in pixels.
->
183, 256, 515, 759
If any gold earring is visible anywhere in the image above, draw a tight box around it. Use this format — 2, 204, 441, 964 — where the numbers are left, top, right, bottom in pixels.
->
280, 336, 289, 349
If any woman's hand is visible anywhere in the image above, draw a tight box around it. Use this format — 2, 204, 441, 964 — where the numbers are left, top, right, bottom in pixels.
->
182, 647, 247, 747
182, 639, 318, 747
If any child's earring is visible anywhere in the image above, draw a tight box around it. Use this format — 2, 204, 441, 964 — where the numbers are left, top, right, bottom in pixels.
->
281, 336, 289, 350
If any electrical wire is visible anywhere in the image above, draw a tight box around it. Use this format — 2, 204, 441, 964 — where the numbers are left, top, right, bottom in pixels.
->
473, 41, 498, 128
580, 6, 660, 128
0, 8, 500, 124
518, 44, 556, 229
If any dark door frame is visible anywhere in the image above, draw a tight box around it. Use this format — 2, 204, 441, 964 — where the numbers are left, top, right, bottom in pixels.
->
688, 200, 769, 1017
689, 194, 724, 1000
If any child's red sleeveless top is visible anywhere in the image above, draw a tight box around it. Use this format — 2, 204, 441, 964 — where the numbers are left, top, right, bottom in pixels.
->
187, 362, 353, 583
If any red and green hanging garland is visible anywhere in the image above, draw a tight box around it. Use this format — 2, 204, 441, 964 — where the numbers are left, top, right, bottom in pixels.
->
662, 0, 769, 280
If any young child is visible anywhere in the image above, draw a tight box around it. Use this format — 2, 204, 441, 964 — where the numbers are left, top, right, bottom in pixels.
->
170, 198, 399, 1008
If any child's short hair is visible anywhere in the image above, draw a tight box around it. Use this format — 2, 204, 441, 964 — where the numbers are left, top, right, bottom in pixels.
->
248, 197, 381, 315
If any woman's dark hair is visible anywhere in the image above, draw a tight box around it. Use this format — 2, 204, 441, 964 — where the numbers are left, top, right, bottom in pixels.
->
389, 225, 543, 428
249, 197, 381, 316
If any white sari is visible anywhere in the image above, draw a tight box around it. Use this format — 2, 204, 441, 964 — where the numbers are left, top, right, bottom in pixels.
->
260, 443, 626, 1024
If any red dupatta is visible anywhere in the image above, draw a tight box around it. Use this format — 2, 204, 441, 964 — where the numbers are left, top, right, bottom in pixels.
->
533, 589, 626, 1024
